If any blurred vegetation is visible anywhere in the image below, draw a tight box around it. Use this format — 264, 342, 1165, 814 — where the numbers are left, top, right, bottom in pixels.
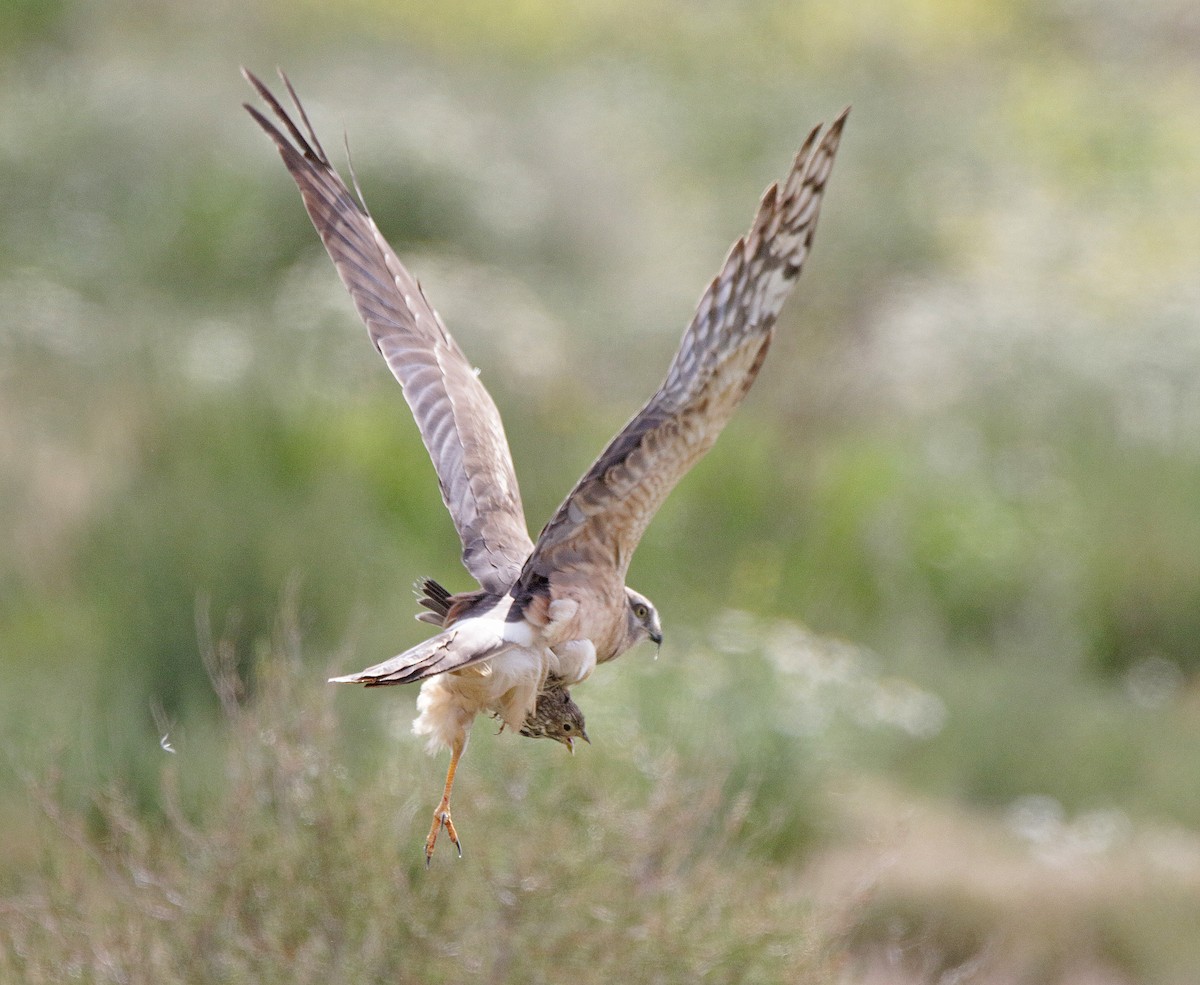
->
4, 0, 1200, 981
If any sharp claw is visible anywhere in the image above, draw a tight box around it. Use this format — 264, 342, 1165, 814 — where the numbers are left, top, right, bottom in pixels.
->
566, 737, 575, 755
426, 805, 462, 866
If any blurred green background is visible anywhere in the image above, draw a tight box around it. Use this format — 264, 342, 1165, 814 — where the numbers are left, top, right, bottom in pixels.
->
4, 0, 1200, 981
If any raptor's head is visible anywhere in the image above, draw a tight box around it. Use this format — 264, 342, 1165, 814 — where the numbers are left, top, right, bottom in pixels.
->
624, 588, 663, 652
519, 684, 589, 752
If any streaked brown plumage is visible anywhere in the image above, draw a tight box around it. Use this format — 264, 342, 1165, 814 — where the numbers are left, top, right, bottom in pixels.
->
514, 678, 589, 751
244, 68, 846, 864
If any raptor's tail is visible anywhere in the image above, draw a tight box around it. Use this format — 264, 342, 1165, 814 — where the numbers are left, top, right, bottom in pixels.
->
413, 577, 453, 627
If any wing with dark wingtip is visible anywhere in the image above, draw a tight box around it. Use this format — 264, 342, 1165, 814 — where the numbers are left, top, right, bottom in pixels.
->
244, 69, 534, 594
517, 110, 848, 596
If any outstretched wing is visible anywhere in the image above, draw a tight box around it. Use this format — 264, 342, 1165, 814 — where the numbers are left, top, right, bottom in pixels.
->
518, 111, 848, 593
244, 69, 534, 594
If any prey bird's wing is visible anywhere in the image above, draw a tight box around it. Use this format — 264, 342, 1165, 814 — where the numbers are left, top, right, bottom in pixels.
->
244, 70, 534, 594
518, 111, 848, 593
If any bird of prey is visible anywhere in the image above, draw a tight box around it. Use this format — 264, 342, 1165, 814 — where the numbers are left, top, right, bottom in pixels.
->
244, 69, 846, 864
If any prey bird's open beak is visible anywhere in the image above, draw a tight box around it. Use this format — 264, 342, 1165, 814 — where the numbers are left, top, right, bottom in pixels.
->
564, 729, 590, 754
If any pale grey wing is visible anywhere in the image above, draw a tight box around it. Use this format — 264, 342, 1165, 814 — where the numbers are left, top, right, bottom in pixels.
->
244, 70, 534, 594
517, 110, 848, 594
329, 619, 510, 686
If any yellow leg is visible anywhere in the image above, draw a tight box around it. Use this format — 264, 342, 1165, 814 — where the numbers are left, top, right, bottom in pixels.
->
425, 735, 465, 866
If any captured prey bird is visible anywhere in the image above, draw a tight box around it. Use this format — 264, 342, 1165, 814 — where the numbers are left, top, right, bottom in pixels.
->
514, 681, 588, 747
243, 68, 847, 864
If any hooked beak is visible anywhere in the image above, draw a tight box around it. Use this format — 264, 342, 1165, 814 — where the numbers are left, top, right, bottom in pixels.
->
650, 630, 663, 648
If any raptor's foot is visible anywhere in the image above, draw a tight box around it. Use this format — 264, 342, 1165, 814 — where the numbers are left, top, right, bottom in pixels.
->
425, 799, 461, 867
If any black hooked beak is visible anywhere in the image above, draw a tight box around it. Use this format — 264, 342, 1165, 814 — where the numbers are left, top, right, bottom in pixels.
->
650, 630, 663, 648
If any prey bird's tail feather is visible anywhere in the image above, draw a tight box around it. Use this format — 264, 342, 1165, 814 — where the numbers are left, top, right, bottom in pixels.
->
329, 620, 510, 687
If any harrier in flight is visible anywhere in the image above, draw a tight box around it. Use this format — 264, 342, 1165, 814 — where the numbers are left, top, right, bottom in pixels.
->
244, 69, 846, 864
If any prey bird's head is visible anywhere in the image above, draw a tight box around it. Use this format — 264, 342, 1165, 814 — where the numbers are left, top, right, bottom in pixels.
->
519, 683, 589, 753
624, 588, 663, 652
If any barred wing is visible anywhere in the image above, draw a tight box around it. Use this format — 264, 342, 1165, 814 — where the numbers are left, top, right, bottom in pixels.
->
518, 110, 848, 593
244, 70, 534, 593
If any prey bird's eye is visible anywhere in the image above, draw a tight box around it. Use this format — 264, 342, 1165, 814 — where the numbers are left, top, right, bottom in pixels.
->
563, 722, 572, 731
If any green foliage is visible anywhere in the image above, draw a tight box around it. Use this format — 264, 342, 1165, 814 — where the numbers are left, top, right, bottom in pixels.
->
5, 0, 1200, 978
3, 616, 838, 984
0, 0, 69, 51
